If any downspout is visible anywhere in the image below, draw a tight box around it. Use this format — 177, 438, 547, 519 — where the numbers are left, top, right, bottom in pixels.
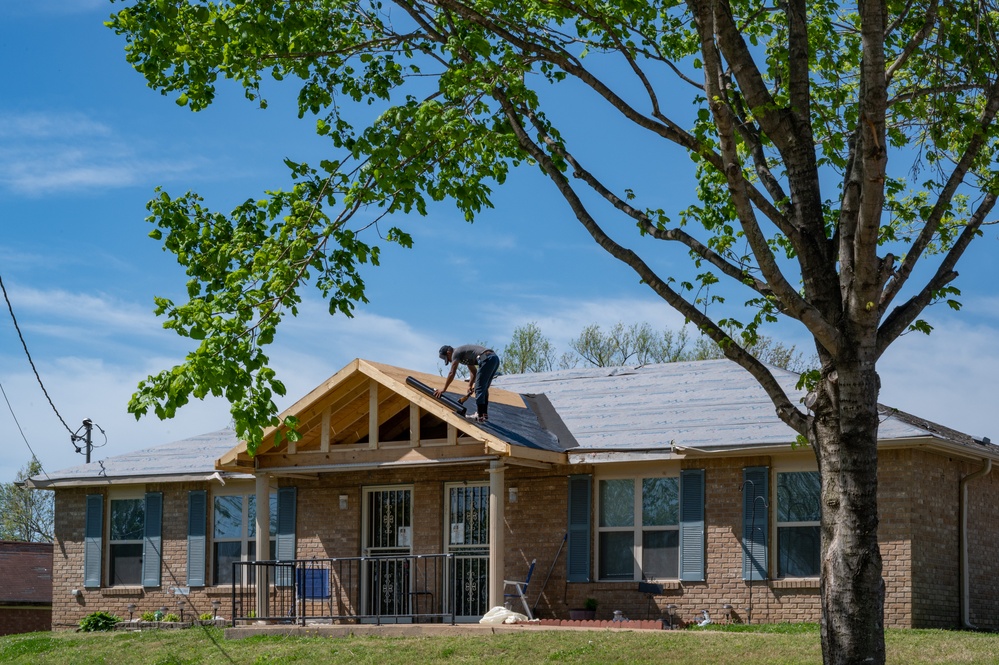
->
960, 458, 992, 630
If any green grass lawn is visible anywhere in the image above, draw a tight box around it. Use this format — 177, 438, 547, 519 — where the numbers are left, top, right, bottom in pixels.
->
1, 624, 997, 665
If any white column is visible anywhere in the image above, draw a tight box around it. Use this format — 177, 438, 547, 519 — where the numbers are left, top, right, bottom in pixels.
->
488, 461, 505, 610
255, 472, 270, 620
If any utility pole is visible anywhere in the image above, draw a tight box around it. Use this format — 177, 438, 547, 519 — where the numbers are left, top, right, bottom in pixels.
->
72, 419, 94, 463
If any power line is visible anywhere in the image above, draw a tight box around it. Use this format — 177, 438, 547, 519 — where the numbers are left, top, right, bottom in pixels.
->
0, 379, 51, 480
0, 271, 75, 436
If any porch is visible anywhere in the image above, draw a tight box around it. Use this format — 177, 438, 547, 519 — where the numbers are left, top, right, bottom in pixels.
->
229, 554, 475, 626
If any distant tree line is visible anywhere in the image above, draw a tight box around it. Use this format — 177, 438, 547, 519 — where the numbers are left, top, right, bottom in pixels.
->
498, 322, 815, 375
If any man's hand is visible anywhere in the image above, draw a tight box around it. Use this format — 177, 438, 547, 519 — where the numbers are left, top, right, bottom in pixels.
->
433, 388, 443, 398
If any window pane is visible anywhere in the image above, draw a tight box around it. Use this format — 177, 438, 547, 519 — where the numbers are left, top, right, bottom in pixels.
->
599, 479, 634, 527
642, 530, 679, 579
247, 494, 279, 537
598, 531, 634, 580
777, 472, 821, 522
214, 495, 243, 539
213, 541, 243, 585
110, 543, 143, 586
110, 499, 144, 541
642, 477, 679, 526
778, 526, 821, 577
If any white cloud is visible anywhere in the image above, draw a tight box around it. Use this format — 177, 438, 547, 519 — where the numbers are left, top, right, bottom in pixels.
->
0, 111, 201, 196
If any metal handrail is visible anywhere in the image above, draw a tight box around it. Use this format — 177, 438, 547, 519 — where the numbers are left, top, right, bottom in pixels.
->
231, 553, 456, 626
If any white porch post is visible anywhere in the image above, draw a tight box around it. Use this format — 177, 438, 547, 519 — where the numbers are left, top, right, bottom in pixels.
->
255, 472, 270, 620
488, 460, 505, 610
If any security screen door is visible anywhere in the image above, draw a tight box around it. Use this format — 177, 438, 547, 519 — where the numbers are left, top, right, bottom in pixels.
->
445, 482, 490, 620
363, 486, 413, 618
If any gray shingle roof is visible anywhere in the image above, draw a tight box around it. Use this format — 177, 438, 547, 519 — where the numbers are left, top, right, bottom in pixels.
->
28, 429, 246, 488
494, 360, 994, 454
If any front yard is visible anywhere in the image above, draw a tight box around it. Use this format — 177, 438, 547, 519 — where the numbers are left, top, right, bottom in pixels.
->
1, 623, 997, 664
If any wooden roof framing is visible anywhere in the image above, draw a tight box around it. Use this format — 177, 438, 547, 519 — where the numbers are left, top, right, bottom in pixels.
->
216, 359, 567, 473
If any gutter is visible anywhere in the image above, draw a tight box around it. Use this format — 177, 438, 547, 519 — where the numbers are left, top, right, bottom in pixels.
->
960, 457, 992, 630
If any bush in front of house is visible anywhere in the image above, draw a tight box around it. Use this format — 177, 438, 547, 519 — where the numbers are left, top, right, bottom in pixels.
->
141, 611, 158, 622
163, 613, 181, 622
79, 611, 121, 632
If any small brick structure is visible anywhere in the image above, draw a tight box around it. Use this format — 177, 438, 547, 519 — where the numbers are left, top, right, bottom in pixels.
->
0, 541, 53, 635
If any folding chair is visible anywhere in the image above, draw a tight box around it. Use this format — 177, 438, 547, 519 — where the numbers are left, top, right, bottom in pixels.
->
503, 559, 536, 619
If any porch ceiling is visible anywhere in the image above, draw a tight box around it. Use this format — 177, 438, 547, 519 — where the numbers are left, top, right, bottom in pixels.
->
216, 359, 568, 473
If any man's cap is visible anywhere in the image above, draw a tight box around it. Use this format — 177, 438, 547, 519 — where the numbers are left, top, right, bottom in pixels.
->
438, 345, 453, 361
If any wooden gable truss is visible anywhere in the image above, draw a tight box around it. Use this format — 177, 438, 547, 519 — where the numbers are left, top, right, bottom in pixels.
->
215, 359, 566, 475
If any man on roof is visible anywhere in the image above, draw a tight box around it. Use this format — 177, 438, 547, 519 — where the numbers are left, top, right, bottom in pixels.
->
435, 344, 500, 423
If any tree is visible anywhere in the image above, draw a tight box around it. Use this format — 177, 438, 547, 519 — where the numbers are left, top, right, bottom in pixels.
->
109, 2, 999, 662
0, 458, 54, 543
569, 322, 693, 367
501, 322, 557, 373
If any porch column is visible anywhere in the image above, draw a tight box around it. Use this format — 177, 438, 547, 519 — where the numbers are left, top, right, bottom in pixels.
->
488, 460, 505, 610
255, 472, 270, 620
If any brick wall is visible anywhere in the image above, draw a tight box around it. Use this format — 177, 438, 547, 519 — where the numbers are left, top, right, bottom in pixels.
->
0, 607, 51, 636
49, 447, 999, 630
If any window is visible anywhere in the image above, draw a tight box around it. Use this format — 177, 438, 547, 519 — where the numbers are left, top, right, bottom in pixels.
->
213, 493, 277, 585
776, 471, 821, 577
597, 477, 679, 580
109, 497, 144, 586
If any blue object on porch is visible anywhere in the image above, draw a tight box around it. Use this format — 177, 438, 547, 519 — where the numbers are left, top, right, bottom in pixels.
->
504, 559, 536, 620
296, 568, 330, 599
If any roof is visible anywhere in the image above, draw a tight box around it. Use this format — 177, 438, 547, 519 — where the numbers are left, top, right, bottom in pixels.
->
216, 359, 566, 472
33, 359, 998, 487
494, 360, 998, 460
26, 429, 248, 489
0, 541, 53, 604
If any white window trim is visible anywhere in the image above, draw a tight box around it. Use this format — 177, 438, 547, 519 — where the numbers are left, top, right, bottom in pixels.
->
595, 473, 680, 582
106, 487, 145, 588
774, 469, 821, 579
210, 487, 277, 585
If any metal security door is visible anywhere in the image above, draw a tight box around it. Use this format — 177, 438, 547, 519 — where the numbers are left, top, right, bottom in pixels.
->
363, 487, 413, 619
445, 483, 490, 620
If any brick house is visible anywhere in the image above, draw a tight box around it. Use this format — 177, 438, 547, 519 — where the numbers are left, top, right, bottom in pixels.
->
28, 359, 999, 630
0, 541, 53, 635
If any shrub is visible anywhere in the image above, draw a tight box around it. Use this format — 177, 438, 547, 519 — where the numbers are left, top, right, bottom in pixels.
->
163, 613, 181, 622
583, 598, 598, 612
140, 611, 157, 622
78, 611, 120, 632
199, 613, 214, 621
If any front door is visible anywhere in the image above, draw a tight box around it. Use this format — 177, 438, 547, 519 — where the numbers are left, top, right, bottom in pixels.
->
362, 486, 413, 619
445, 482, 490, 620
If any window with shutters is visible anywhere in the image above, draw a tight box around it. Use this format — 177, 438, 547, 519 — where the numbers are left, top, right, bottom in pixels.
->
212, 492, 277, 585
108, 494, 144, 586
776, 471, 821, 578
596, 476, 679, 581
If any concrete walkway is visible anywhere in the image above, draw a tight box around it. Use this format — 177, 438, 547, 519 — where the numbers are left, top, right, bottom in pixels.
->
224, 621, 662, 640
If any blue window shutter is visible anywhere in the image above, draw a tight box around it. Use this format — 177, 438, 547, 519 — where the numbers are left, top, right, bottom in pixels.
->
142, 492, 163, 588
679, 469, 705, 582
187, 490, 207, 587
566, 475, 591, 583
84, 494, 103, 588
275, 487, 297, 586
742, 467, 769, 581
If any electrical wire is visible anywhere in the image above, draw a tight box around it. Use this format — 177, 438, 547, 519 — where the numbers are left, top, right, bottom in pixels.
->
0, 379, 51, 480
0, 271, 75, 436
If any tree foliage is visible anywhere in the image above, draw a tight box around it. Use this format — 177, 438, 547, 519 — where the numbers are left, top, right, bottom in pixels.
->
109, 1, 999, 662
0, 458, 54, 543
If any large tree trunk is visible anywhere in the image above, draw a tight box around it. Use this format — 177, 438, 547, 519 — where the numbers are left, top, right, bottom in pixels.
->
812, 360, 885, 665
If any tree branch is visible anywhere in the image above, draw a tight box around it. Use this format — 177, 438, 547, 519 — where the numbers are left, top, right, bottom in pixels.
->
495, 87, 810, 435
880, 76, 999, 313
876, 191, 998, 357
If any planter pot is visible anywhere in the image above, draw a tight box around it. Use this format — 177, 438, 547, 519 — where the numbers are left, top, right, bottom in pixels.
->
568, 610, 596, 620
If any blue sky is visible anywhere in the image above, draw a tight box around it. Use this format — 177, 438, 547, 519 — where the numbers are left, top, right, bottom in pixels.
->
2, 1, 998, 484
